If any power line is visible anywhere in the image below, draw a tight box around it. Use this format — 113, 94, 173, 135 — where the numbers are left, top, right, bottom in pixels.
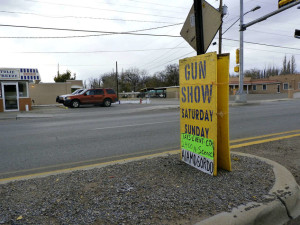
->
223, 38, 300, 51
1, 24, 298, 52
85, 0, 186, 13
124, 0, 189, 9
145, 51, 195, 72
14, 47, 189, 54
240, 46, 300, 56
23, 0, 184, 20
247, 28, 295, 38
0, 23, 183, 39
140, 41, 187, 67
0, 24, 182, 37
0, 10, 173, 24
220, 42, 300, 55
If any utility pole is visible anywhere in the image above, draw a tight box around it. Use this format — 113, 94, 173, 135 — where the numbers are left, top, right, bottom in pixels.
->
194, 0, 205, 55
239, 0, 244, 96
218, 0, 223, 54
116, 61, 119, 100
235, 0, 246, 103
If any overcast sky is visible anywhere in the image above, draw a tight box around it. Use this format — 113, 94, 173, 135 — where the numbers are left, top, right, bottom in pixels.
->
0, 0, 299, 83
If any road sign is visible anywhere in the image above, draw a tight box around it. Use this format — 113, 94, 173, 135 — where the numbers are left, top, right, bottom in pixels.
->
295, 29, 300, 38
180, 0, 222, 53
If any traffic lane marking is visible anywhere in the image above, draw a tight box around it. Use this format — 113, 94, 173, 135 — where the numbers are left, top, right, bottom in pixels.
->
93, 120, 178, 130
230, 133, 300, 149
230, 129, 300, 144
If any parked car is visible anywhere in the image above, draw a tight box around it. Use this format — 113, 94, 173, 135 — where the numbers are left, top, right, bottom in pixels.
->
56, 89, 84, 103
62, 88, 118, 108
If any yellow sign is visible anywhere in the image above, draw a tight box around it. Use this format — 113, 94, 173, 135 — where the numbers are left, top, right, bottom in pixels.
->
179, 52, 231, 176
181, 133, 214, 175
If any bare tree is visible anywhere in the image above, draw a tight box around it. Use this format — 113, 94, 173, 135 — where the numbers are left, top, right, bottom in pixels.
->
244, 68, 261, 79
281, 55, 287, 75
101, 72, 116, 89
165, 64, 179, 86
88, 76, 102, 89
291, 55, 297, 74
264, 65, 280, 77
280, 55, 296, 75
121, 67, 141, 92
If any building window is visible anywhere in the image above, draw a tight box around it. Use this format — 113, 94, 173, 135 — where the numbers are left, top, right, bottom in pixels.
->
18, 82, 28, 97
283, 83, 289, 90
298, 82, 300, 90
253, 85, 257, 91
262, 84, 267, 90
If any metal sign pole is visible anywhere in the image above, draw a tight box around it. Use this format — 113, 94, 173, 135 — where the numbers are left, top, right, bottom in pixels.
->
194, 0, 205, 55
218, 0, 223, 54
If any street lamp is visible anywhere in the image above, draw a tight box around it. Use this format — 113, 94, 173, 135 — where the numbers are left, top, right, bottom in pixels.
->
235, 3, 261, 103
222, 6, 261, 35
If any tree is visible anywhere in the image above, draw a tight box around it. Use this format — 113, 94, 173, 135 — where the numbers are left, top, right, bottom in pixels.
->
164, 64, 179, 86
280, 55, 297, 75
144, 73, 165, 88
281, 55, 287, 75
88, 76, 102, 89
121, 67, 142, 92
244, 68, 261, 79
101, 72, 117, 89
291, 55, 296, 74
286, 60, 291, 74
261, 65, 280, 78
54, 70, 76, 82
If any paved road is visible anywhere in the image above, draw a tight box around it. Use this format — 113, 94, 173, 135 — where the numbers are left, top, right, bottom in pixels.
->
0, 99, 299, 179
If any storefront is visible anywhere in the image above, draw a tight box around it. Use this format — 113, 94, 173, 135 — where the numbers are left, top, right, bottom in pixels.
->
0, 68, 40, 112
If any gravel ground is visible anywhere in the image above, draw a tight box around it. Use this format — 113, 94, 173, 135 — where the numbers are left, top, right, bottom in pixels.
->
0, 154, 275, 225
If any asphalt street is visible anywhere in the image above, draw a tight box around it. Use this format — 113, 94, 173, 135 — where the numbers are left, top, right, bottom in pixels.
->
0, 98, 300, 179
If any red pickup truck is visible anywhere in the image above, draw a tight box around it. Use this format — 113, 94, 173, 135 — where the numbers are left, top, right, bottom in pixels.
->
62, 88, 118, 108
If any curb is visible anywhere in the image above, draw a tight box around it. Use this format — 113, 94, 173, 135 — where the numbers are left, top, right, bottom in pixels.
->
195, 152, 300, 225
